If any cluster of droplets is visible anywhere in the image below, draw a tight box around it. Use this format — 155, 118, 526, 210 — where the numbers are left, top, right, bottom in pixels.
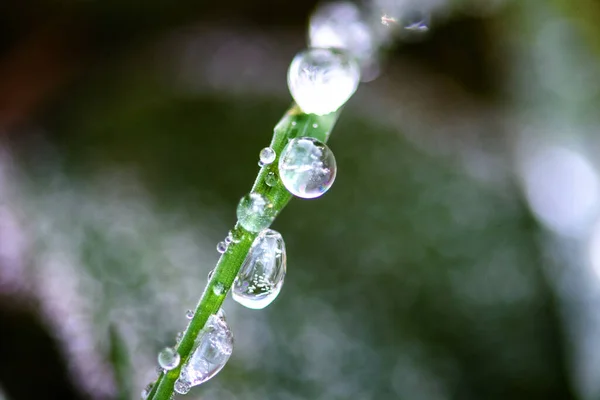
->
216, 231, 235, 254
147, 2, 433, 398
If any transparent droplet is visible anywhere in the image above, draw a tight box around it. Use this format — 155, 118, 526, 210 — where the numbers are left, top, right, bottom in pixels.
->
232, 229, 286, 309
309, 1, 379, 80
224, 231, 233, 245
158, 347, 181, 371
265, 172, 278, 187
186, 309, 194, 319
236, 192, 277, 232
174, 379, 191, 395
216, 241, 227, 254
259, 147, 276, 165
278, 137, 337, 199
288, 48, 360, 115
213, 282, 226, 296
175, 332, 183, 343
177, 312, 234, 390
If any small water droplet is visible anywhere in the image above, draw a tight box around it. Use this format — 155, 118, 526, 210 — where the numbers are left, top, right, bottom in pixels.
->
259, 147, 276, 165
288, 48, 360, 115
312, 123, 318, 128
176, 313, 234, 390
213, 282, 226, 296
176, 332, 184, 343
224, 232, 233, 245
233, 229, 286, 309
265, 171, 278, 187
208, 269, 215, 280
291, 121, 297, 126
158, 347, 181, 370
278, 137, 337, 198
216, 241, 227, 254
186, 309, 194, 319
236, 192, 276, 232
174, 379, 191, 395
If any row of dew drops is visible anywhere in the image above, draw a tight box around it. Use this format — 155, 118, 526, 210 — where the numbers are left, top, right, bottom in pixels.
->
143, 2, 429, 398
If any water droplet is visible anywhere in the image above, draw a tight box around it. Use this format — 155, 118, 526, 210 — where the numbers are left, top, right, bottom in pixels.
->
216, 241, 227, 254
158, 347, 181, 371
213, 282, 226, 296
236, 192, 276, 232
309, 2, 376, 64
177, 312, 234, 390
224, 231, 233, 244
312, 123, 318, 128
208, 269, 215, 280
288, 48, 360, 115
259, 147, 276, 165
265, 171, 278, 187
176, 332, 183, 343
232, 229, 286, 309
186, 309, 194, 319
278, 137, 337, 198
174, 379, 191, 395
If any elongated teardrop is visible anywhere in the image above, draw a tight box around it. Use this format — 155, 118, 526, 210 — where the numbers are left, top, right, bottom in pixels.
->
175, 311, 234, 394
232, 229, 286, 309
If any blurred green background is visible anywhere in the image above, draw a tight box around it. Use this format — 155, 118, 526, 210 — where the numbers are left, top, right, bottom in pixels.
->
1, 0, 599, 399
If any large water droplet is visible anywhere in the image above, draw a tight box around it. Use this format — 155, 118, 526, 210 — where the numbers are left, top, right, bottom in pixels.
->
158, 347, 180, 371
278, 137, 337, 199
232, 229, 287, 309
177, 311, 234, 391
237, 192, 276, 232
288, 48, 360, 115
